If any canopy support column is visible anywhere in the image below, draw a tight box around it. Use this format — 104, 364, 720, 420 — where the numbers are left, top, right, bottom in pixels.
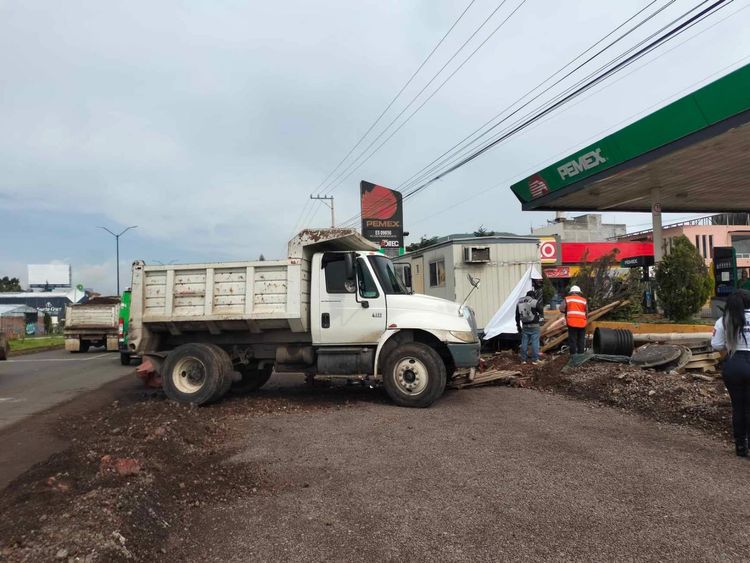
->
651, 187, 664, 263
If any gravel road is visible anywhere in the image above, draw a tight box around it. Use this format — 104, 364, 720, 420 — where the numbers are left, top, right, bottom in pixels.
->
178, 384, 750, 562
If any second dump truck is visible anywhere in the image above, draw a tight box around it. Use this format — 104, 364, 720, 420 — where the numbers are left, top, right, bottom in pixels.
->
127, 229, 480, 408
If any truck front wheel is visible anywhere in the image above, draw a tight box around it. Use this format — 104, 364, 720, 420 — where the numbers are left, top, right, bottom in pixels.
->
383, 343, 446, 408
162, 343, 226, 405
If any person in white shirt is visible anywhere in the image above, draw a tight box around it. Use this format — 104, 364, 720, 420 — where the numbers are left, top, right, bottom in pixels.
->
711, 289, 750, 457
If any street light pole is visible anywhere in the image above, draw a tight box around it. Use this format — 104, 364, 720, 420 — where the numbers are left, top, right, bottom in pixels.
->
98, 225, 138, 295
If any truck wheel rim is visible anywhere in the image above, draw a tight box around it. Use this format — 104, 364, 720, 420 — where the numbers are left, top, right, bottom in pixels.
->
393, 357, 428, 395
173, 357, 207, 394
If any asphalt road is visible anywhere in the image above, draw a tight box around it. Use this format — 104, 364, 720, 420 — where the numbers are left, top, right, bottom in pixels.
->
180, 384, 750, 562
0, 349, 134, 431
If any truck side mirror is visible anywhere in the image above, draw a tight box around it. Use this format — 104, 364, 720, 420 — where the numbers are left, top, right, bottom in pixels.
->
344, 253, 355, 280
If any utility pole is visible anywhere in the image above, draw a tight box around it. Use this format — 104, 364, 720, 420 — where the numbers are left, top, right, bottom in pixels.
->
98, 225, 138, 296
310, 194, 335, 227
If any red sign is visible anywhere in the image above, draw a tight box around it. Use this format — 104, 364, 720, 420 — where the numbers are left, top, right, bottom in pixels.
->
538, 237, 558, 263
561, 242, 654, 264
528, 174, 549, 199
544, 266, 571, 278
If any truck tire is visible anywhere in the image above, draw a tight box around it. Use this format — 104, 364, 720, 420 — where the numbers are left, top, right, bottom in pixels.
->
120, 352, 131, 366
234, 364, 273, 392
79, 340, 90, 353
204, 344, 234, 401
162, 343, 227, 405
382, 342, 446, 408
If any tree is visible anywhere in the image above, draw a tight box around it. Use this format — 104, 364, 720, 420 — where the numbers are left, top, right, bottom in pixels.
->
0, 276, 22, 292
258, 254, 266, 261
43, 312, 52, 334
541, 275, 555, 306
473, 225, 496, 237
570, 250, 643, 321
655, 235, 712, 322
406, 236, 438, 252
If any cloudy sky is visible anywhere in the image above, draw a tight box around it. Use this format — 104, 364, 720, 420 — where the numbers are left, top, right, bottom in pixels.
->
1, 0, 748, 293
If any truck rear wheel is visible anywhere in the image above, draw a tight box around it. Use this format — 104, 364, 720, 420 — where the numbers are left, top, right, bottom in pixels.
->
79, 340, 90, 353
382, 342, 446, 408
120, 352, 131, 366
234, 364, 273, 392
162, 343, 226, 405
205, 344, 234, 401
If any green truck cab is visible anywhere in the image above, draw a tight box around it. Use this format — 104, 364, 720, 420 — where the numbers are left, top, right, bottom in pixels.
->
118, 289, 137, 365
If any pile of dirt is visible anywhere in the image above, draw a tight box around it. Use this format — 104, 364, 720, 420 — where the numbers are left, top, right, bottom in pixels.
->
482, 350, 732, 439
0, 382, 376, 562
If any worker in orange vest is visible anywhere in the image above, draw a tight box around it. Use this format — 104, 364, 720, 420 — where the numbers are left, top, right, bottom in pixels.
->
560, 285, 588, 354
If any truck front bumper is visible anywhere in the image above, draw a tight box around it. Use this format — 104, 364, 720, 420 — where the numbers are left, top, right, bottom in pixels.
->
447, 341, 481, 368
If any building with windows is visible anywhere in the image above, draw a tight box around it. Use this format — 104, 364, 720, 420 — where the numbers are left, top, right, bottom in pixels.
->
617, 214, 750, 269
532, 213, 626, 242
393, 234, 540, 330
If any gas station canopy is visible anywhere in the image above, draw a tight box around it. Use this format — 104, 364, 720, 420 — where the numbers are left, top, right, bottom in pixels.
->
511, 64, 750, 213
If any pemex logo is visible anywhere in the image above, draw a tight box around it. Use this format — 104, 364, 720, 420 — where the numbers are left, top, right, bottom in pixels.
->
528, 174, 549, 199
361, 184, 398, 220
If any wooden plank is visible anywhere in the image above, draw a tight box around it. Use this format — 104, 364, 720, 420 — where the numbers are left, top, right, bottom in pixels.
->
173, 273, 207, 284
254, 280, 287, 295
213, 271, 247, 282
213, 282, 248, 296
145, 274, 167, 286
213, 295, 245, 306
254, 294, 287, 305
541, 300, 629, 352
145, 285, 167, 298
255, 270, 287, 282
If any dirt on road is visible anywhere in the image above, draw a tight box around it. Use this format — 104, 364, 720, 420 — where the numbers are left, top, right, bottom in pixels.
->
0, 383, 375, 561
0, 356, 741, 562
482, 351, 733, 440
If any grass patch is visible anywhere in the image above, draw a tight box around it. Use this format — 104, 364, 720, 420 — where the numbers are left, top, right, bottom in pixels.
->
9, 336, 64, 352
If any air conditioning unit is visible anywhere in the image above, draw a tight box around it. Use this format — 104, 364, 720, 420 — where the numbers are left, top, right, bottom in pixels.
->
463, 246, 490, 263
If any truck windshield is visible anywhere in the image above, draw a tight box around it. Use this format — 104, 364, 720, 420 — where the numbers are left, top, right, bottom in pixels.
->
368, 255, 409, 295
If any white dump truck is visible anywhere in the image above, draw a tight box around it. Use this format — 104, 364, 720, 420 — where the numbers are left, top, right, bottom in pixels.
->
127, 229, 480, 407
64, 297, 120, 353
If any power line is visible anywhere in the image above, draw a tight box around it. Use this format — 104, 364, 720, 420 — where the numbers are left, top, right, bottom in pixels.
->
310, 0, 477, 195
319, 0, 527, 196
289, 0, 477, 236
396, 0, 676, 194
409, 51, 750, 229
335, 0, 675, 228
336, 0, 733, 228
400, 0, 731, 202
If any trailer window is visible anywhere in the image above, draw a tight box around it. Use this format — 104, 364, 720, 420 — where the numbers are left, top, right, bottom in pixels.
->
368, 255, 408, 295
322, 254, 355, 294
429, 260, 445, 288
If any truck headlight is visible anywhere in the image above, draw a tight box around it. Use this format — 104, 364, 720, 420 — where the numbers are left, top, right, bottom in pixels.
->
449, 330, 476, 343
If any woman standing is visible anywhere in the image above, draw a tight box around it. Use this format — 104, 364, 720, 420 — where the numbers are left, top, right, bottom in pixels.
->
711, 289, 750, 457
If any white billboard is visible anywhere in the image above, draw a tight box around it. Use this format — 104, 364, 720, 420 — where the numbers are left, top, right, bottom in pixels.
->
28, 264, 72, 289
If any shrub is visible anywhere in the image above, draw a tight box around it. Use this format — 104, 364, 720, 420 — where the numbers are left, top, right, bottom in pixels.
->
654, 235, 712, 322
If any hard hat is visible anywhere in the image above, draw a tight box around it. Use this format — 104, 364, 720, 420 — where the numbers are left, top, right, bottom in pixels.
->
569, 285, 582, 294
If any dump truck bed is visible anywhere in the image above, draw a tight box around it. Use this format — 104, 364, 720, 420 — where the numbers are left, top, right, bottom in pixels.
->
65, 300, 119, 330
136, 259, 308, 332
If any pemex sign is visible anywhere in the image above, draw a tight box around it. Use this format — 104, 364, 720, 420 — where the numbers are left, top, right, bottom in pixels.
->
360, 181, 404, 257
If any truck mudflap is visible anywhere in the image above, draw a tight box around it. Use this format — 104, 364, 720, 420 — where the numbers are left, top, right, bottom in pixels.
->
446, 341, 481, 368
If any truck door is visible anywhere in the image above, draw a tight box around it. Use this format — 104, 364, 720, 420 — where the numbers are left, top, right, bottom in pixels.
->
317, 253, 386, 345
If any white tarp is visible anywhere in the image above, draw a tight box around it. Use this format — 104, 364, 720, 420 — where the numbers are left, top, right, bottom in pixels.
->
482, 265, 542, 340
